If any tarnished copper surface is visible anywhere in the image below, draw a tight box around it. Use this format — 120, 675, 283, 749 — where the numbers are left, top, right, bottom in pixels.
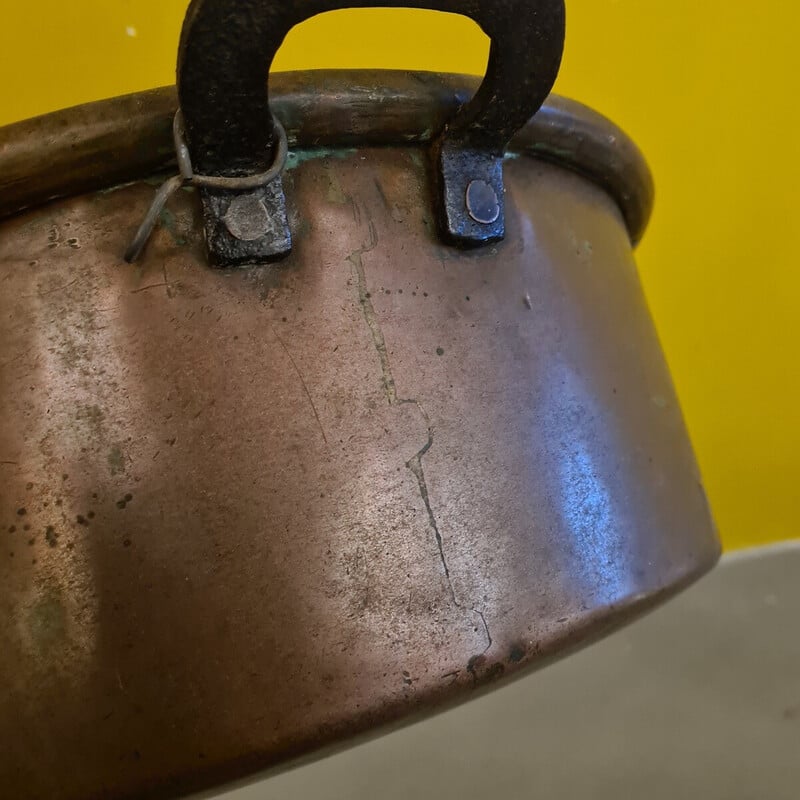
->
0, 145, 718, 797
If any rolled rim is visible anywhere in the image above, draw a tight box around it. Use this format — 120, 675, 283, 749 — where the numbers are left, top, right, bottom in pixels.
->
0, 70, 654, 244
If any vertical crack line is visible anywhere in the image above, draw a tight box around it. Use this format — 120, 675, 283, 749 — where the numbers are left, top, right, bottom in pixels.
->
347, 219, 397, 405
406, 434, 458, 605
270, 325, 328, 445
474, 609, 493, 653
347, 198, 492, 654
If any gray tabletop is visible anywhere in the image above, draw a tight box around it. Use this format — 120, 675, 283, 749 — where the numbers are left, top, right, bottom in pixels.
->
212, 543, 800, 800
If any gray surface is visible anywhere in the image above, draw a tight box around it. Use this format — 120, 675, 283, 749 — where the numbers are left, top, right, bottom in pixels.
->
214, 544, 800, 799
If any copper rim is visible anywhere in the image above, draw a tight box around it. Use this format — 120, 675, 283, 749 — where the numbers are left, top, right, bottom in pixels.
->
0, 70, 653, 243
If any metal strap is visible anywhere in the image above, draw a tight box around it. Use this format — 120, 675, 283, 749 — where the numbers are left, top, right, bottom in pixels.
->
125, 110, 288, 263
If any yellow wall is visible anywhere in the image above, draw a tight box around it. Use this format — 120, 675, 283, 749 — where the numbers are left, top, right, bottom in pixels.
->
2, 2, 798, 550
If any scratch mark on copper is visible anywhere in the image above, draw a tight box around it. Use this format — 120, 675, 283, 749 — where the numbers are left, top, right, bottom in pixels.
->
270, 325, 328, 445
130, 281, 170, 294
35, 278, 78, 298
0, 346, 33, 372
162, 262, 173, 299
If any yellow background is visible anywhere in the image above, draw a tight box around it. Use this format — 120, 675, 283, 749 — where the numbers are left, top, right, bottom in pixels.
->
2, 2, 798, 550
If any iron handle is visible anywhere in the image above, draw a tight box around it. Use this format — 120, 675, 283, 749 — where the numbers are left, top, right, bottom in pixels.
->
174, 0, 566, 266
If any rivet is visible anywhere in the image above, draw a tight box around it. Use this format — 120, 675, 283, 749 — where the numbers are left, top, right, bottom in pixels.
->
223, 194, 269, 241
465, 180, 500, 225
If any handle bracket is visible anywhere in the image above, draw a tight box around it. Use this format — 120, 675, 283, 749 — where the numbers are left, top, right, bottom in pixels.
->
172, 0, 566, 266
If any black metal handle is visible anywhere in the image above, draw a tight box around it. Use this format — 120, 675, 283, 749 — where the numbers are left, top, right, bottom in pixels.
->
177, 0, 566, 265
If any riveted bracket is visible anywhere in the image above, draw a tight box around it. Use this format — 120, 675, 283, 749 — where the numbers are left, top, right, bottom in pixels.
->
200, 182, 291, 266
126, 0, 566, 267
437, 145, 505, 246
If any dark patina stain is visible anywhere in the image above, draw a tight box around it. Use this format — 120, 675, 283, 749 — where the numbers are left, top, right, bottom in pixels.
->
509, 644, 526, 663
108, 445, 125, 476
467, 654, 506, 682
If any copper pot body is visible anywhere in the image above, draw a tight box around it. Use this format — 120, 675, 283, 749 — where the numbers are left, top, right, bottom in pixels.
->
0, 73, 718, 800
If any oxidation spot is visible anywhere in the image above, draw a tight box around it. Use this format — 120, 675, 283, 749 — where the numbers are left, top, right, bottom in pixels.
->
28, 538, 35, 546
29, 260, 38, 267
26, 482, 33, 490
87, 511, 95, 519
123, 538, 132, 548
17, 508, 26, 516
124, 493, 133, 503
465, 296, 471, 301
76, 515, 88, 527
467, 653, 486, 676
108, 445, 124, 476
8, 525, 16, 533
384, 289, 391, 295
509, 644, 526, 663
485, 663, 505, 680
436, 347, 445, 357
45, 526, 58, 548
402, 670, 413, 685
28, 592, 67, 652
55, 498, 63, 507
62, 474, 68, 481
116, 499, 127, 510
423, 292, 428, 297
23, 524, 31, 531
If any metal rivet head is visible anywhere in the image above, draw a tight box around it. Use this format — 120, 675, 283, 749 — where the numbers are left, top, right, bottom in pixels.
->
465, 180, 500, 225
223, 194, 270, 241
